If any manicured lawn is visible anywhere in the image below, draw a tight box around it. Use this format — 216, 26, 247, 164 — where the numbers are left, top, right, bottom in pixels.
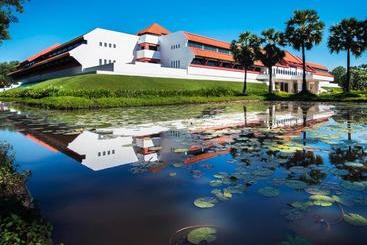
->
1, 74, 366, 109
20, 74, 265, 93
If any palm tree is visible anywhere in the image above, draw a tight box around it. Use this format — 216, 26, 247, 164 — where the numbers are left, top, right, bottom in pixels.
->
256, 29, 286, 94
231, 32, 261, 95
328, 18, 365, 92
285, 10, 325, 93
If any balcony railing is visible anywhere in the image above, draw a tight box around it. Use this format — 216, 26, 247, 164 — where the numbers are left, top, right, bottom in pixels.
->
136, 50, 161, 60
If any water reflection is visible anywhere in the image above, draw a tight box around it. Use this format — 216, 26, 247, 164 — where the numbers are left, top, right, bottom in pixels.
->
1, 101, 367, 245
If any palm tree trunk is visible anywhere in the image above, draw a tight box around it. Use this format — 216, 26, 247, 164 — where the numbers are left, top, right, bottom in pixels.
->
301, 43, 307, 93
243, 68, 247, 95
346, 48, 351, 93
268, 66, 273, 94
243, 105, 247, 127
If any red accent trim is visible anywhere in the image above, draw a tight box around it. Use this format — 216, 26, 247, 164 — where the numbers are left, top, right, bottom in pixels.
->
138, 42, 159, 46
184, 32, 231, 49
190, 64, 261, 74
184, 149, 231, 165
136, 58, 160, 63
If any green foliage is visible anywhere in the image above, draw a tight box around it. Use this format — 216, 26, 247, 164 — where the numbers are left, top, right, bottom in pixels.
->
256, 28, 286, 93
0, 0, 28, 44
285, 9, 324, 93
231, 32, 261, 94
0, 61, 19, 87
332, 66, 347, 87
0, 142, 54, 245
350, 65, 367, 90
285, 10, 325, 51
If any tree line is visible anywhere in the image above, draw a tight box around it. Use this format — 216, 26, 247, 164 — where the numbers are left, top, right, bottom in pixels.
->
231, 10, 366, 95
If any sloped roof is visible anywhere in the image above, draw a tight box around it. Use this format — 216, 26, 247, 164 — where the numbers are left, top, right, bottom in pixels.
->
137, 23, 170, 36
184, 32, 231, 49
190, 47, 234, 62
307, 61, 328, 71
25, 44, 61, 63
283, 51, 303, 65
190, 47, 263, 66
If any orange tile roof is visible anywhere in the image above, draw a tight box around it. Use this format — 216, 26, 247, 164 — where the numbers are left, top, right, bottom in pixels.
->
26, 44, 61, 63
307, 61, 328, 71
313, 70, 334, 78
283, 51, 303, 65
190, 47, 234, 62
190, 47, 263, 67
137, 23, 170, 36
184, 32, 231, 49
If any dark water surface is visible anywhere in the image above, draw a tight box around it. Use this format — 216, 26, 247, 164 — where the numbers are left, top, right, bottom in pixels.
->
1, 101, 367, 245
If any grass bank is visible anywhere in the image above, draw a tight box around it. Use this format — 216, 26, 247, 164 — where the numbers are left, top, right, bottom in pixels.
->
0, 74, 267, 109
1, 74, 366, 109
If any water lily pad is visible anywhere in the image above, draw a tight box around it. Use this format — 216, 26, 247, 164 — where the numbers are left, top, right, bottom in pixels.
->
194, 197, 217, 208
345, 162, 365, 168
187, 227, 217, 244
252, 168, 274, 177
258, 187, 280, 197
289, 166, 308, 175
211, 189, 232, 201
209, 179, 223, 187
279, 234, 310, 245
344, 212, 367, 226
309, 194, 335, 203
289, 201, 313, 211
341, 181, 365, 191
285, 180, 307, 190
305, 186, 330, 195
312, 200, 333, 207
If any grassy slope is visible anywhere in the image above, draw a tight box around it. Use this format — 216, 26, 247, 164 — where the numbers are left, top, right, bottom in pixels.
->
22, 74, 254, 92
2, 74, 366, 109
1, 74, 267, 109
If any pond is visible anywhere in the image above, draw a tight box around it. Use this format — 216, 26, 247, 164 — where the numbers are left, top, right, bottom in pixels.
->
0, 101, 367, 245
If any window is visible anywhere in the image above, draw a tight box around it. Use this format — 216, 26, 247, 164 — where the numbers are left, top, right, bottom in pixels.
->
104, 59, 107, 64
109, 60, 112, 64
113, 60, 116, 63
99, 42, 103, 47
104, 43, 107, 47
99, 59, 102, 65
98, 152, 101, 157
109, 43, 112, 48
112, 150, 115, 154
103, 151, 106, 156
113, 44, 116, 48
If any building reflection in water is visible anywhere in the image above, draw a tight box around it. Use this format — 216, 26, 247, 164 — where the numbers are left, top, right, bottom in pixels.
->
0, 102, 335, 172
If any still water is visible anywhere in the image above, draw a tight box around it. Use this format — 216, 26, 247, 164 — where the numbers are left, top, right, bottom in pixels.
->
1, 101, 367, 245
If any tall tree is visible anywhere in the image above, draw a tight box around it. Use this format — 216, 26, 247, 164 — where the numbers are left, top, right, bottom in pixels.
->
0, 0, 28, 44
331, 66, 347, 87
231, 32, 261, 95
328, 18, 365, 92
256, 29, 285, 94
285, 10, 325, 93
0, 61, 19, 87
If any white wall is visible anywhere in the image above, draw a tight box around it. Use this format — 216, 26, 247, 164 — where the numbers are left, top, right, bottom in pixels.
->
70, 28, 139, 69
159, 31, 195, 69
98, 62, 267, 83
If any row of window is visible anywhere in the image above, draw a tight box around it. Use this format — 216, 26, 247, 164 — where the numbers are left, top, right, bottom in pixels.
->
188, 41, 231, 54
171, 44, 181, 50
171, 60, 181, 68
98, 150, 116, 157
272, 68, 309, 76
99, 42, 117, 48
99, 59, 116, 65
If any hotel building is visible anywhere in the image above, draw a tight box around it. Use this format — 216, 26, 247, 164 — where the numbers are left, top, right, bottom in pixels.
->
9, 23, 335, 94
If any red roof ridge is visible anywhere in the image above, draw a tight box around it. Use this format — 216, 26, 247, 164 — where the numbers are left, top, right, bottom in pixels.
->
184, 32, 231, 49
25, 43, 61, 63
137, 23, 170, 36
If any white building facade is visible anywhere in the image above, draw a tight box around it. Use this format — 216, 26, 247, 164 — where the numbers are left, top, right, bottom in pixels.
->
9, 23, 336, 94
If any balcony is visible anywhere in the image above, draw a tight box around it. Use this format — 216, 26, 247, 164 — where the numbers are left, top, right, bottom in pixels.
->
136, 50, 161, 60
137, 34, 159, 45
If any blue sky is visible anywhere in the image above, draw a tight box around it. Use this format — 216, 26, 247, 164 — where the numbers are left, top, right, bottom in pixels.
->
0, 0, 366, 69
